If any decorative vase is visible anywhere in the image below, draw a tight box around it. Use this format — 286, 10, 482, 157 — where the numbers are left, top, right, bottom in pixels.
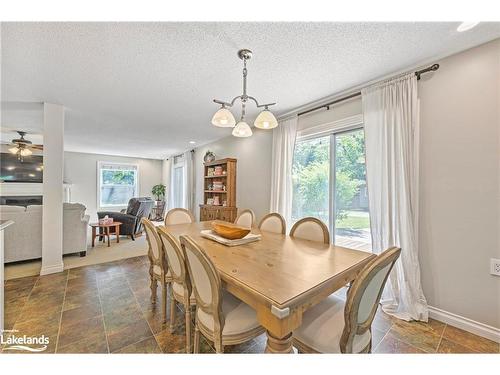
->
204, 151, 216, 163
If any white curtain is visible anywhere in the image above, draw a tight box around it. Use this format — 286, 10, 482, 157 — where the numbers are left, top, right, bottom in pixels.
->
183, 150, 195, 213
167, 157, 175, 210
270, 116, 298, 227
362, 73, 428, 322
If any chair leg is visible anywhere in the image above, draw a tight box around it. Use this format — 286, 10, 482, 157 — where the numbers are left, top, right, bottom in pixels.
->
185, 297, 191, 353
162, 282, 168, 323
150, 275, 157, 304
193, 324, 200, 354
169, 288, 176, 333
214, 330, 224, 353
214, 341, 224, 354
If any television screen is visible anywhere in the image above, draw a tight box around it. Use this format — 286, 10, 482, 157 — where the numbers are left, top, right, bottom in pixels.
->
0, 153, 43, 183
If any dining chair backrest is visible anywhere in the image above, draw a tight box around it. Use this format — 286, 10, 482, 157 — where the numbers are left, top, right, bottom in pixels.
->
258, 212, 286, 234
158, 227, 191, 294
289, 217, 330, 244
340, 247, 401, 353
142, 218, 166, 274
180, 235, 224, 330
234, 208, 255, 228
165, 208, 195, 226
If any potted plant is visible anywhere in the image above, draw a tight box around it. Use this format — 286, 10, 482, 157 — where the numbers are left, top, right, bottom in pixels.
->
152, 184, 166, 202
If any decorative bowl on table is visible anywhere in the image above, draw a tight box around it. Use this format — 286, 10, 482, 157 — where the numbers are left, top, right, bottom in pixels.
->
211, 221, 250, 240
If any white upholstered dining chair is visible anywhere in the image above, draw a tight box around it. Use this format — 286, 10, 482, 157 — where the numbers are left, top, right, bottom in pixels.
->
289, 217, 330, 244
179, 235, 264, 353
293, 247, 401, 353
158, 227, 196, 353
164, 208, 195, 226
234, 208, 255, 228
258, 212, 286, 234
142, 218, 172, 323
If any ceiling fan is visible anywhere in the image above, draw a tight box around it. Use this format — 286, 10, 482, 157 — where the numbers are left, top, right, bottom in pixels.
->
1, 131, 43, 162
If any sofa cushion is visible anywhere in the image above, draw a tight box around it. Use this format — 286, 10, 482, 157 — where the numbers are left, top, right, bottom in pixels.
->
26, 205, 43, 212
64, 203, 86, 211
0, 205, 26, 213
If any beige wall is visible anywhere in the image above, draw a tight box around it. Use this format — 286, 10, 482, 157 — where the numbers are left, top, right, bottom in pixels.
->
193, 129, 273, 222
418, 39, 499, 328
64, 151, 163, 225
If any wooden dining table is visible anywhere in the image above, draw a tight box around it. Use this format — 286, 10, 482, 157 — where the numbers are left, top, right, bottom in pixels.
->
161, 220, 375, 354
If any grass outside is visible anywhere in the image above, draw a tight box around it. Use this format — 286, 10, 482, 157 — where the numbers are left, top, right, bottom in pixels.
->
336, 210, 370, 229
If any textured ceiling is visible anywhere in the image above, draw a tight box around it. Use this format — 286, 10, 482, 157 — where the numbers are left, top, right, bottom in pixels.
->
2, 22, 500, 159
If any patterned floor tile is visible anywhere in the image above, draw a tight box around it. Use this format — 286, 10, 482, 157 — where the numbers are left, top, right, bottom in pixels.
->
57, 331, 108, 353
374, 333, 425, 353
2, 256, 498, 355
113, 336, 162, 354
58, 315, 106, 348
437, 338, 478, 353
106, 319, 154, 353
441, 325, 499, 353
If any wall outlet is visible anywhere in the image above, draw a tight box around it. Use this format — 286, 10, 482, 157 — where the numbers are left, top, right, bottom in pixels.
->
490, 258, 500, 276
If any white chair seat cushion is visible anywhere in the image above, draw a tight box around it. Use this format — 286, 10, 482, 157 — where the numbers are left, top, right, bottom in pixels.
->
294, 295, 371, 353
172, 282, 196, 304
197, 291, 260, 337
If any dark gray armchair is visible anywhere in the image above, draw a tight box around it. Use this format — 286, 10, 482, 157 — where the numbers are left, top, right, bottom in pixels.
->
97, 197, 154, 240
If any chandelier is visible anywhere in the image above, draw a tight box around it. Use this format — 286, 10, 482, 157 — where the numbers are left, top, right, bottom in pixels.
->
211, 49, 278, 137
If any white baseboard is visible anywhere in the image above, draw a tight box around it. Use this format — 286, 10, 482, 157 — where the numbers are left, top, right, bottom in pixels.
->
40, 262, 64, 275
428, 306, 500, 343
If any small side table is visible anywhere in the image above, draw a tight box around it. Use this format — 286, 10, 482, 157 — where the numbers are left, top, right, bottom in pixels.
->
90, 222, 122, 247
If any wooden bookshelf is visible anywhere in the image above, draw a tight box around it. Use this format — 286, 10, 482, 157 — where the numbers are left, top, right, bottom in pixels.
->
199, 158, 237, 222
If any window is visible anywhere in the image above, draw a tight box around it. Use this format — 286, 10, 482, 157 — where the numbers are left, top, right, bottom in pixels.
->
172, 154, 185, 208
292, 126, 372, 251
98, 162, 138, 208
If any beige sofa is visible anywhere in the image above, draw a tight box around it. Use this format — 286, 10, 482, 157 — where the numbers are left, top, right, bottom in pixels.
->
0, 203, 90, 263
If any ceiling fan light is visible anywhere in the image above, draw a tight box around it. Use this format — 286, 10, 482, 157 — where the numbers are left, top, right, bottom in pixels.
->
232, 121, 253, 138
20, 148, 32, 157
254, 109, 278, 129
8, 147, 18, 154
211, 107, 236, 127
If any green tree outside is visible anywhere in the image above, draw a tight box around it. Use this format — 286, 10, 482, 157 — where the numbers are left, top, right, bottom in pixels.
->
292, 130, 368, 230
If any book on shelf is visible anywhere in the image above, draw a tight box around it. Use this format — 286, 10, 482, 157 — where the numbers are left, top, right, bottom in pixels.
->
214, 166, 223, 176
212, 181, 224, 191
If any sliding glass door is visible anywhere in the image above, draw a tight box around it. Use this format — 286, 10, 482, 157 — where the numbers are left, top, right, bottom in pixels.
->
291, 136, 330, 227
333, 129, 371, 251
292, 128, 372, 251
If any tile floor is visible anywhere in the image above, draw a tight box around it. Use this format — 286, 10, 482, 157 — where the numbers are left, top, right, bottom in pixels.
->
1, 255, 499, 354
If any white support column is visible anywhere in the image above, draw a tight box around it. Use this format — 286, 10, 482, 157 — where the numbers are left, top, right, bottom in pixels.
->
41, 103, 65, 275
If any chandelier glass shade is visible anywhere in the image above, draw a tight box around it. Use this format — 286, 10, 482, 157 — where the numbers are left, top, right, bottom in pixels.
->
232, 121, 253, 137
254, 109, 278, 129
211, 49, 278, 137
211, 106, 236, 128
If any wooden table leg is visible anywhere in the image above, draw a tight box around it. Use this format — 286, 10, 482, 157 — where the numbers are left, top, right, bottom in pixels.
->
106, 227, 110, 247
116, 225, 120, 243
265, 331, 294, 354
91, 226, 96, 247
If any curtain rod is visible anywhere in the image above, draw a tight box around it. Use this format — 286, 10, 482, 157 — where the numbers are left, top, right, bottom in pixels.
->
297, 63, 439, 117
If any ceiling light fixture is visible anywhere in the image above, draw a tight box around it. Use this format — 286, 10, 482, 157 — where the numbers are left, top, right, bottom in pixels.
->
457, 22, 480, 32
9, 144, 32, 162
211, 49, 278, 137
189, 141, 196, 144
